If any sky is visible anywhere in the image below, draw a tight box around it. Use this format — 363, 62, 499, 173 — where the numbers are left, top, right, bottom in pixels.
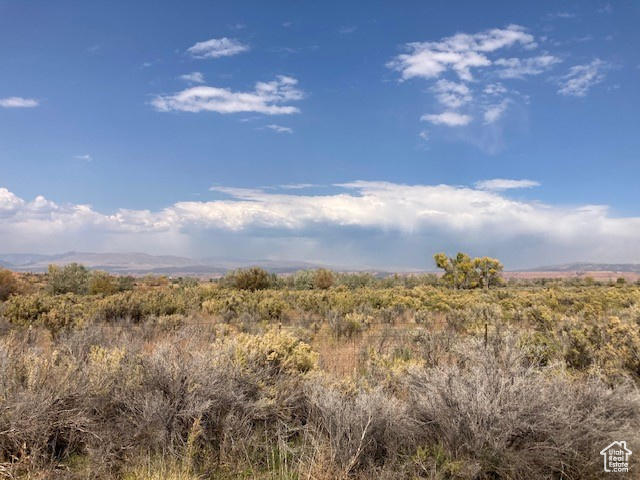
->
1, 0, 639, 270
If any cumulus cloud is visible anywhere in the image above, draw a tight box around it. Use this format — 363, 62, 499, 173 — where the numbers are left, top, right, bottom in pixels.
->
475, 178, 540, 191
495, 54, 561, 78
421, 111, 472, 126
483, 83, 507, 96
558, 59, 609, 97
388, 24, 536, 82
151, 76, 304, 115
0, 97, 39, 108
180, 72, 205, 83
386, 25, 578, 147
3, 181, 639, 268
187, 37, 249, 58
430, 80, 472, 108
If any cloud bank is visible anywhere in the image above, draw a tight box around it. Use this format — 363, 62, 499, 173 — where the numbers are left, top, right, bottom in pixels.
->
2, 182, 640, 269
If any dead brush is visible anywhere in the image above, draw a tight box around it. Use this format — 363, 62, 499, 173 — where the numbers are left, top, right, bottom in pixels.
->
404, 336, 640, 480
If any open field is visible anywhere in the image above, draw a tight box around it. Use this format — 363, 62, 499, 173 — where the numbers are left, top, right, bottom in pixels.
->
0, 266, 639, 479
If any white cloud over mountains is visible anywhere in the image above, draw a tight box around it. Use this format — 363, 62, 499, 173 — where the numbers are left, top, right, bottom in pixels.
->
151, 76, 304, 115
187, 37, 249, 58
2, 182, 640, 268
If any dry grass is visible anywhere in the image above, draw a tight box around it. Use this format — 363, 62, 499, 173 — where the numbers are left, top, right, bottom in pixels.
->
0, 323, 636, 479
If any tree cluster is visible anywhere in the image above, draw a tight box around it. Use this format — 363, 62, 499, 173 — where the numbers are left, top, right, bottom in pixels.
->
434, 252, 504, 289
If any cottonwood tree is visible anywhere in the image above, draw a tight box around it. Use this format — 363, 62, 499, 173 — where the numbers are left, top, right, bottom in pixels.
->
434, 252, 478, 289
473, 256, 504, 289
434, 253, 503, 289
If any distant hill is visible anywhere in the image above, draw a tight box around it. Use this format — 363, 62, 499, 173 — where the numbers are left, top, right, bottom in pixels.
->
2, 253, 639, 280
0, 252, 327, 276
525, 262, 640, 274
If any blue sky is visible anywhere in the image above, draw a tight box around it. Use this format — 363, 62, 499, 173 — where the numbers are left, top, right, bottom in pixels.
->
1, 0, 639, 269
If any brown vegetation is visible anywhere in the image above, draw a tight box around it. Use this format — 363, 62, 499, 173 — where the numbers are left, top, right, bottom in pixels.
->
0, 264, 639, 479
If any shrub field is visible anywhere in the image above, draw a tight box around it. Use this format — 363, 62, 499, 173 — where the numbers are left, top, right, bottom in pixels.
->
0, 265, 639, 479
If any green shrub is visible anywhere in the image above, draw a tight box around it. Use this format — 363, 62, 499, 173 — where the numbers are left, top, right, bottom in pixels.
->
0, 269, 21, 301
1, 292, 89, 333
292, 270, 315, 290
88, 270, 118, 295
228, 267, 272, 291
313, 268, 334, 290
233, 329, 318, 374
47, 263, 90, 294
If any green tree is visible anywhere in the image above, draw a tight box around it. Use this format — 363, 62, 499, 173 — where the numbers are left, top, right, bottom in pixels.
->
434, 252, 478, 289
473, 256, 504, 289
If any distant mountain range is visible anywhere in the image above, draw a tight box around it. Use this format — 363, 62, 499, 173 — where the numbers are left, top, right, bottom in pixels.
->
1, 253, 639, 278
524, 262, 640, 274
0, 252, 326, 276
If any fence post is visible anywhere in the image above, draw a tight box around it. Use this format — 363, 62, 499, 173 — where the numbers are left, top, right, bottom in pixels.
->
484, 323, 488, 348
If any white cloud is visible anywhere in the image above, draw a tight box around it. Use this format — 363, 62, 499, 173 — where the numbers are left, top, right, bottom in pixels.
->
264, 124, 293, 134
558, 59, 609, 97
599, 4, 613, 14
74, 154, 92, 162
187, 37, 249, 59
180, 72, 205, 83
386, 25, 565, 151
421, 111, 472, 126
0, 97, 39, 108
2, 182, 640, 268
475, 178, 540, 191
544, 12, 576, 20
339, 26, 357, 34
151, 76, 304, 115
418, 130, 429, 140
483, 83, 507, 95
388, 24, 536, 82
278, 183, 318, 189
430, 80, 472, 108
483, 99, 510, 124
495, 54, 561, 78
